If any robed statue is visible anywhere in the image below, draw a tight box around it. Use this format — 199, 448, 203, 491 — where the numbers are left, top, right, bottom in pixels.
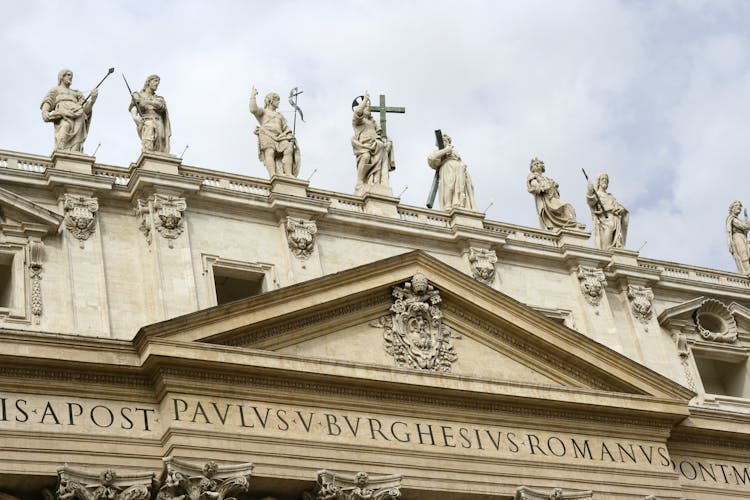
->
586, 173, 629, 250
426, 133, 477, 211
40, 69, 98, 153
527, 158, 584, 230
129, 75, 171, 154
351, 92, 395, 195
727, 200, 750, 274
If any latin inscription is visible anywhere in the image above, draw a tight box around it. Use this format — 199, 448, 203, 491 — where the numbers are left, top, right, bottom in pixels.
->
1, 393, 747, 490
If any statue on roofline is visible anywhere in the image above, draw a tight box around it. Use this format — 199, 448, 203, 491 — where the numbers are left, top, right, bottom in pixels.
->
526, 157, 584, 231
249, 86, 301, 177
41, 69, 98, 153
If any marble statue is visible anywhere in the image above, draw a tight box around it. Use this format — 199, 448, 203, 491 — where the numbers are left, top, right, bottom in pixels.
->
527, 158, 584, 230
426, 133, 477, 211
586, 173, 629, 250
129, 75, 171, 154
351, 92, 395, 195
40, 69, 98, 153
249, 87, 300, 177
726, 200, 750, 274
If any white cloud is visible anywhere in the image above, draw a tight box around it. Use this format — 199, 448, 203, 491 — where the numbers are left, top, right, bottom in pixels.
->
2, 0, 750, 272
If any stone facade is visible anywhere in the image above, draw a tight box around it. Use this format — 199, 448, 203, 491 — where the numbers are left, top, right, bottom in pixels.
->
0, 149, 749, 499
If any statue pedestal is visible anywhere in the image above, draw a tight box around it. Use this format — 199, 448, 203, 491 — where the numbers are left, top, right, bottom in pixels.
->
51, 150, 95, 175
558, 227, 591, 247
449, 207, 485, 229
134, 152, 181, 175
363, 191, 399, 218
357, 183, 393, 198
270, 175, 309, 197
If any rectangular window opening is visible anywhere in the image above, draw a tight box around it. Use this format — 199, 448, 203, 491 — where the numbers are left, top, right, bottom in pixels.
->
213, 266, 264, 306
694, 354, 750, 399
0, 253, 14, 309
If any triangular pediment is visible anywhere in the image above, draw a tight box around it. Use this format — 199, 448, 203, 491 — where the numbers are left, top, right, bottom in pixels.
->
0, 185, 63, 234
136, 251, 693, 406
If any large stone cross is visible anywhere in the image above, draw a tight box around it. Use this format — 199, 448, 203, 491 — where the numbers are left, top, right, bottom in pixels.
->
370, 94, 405, 140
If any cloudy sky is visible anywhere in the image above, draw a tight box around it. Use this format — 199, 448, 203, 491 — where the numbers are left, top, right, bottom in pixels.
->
2, 0, 750, 273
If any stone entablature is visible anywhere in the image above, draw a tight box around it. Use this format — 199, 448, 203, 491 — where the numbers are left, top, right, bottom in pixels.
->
1, 147, 750, 420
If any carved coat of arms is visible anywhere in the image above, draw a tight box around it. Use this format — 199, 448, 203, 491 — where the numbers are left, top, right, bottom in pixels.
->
286, 217, 317, 259
63, 194, 98, 248
373, 273, 459, 372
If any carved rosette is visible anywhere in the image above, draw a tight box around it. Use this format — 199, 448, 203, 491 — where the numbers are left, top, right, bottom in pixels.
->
577, 266, 606, 306
63, 194, 98, 248
54, 466, 154, 500
153, 195, 187, 248
286, 217, 317, 259
693, 299, 738, 343
515, 486, 593, 500
156, 457, 252, 500
28, 240, 43, 324
627, 285, 654, 324
468, 247, 497, 284
372, 273, 459, 372
303, 470, 401, 500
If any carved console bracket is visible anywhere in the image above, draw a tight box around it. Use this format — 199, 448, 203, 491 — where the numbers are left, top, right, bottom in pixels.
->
156, 457, 253, 500
54, 465, 154, 500
372, 273, 460, 372
63, 194, 98, 249
286, 217, 317, 259
627, 284, 654, 324
134, 195, 187, 248
303, 470, 402, 500
577, 265, 606, 306
515, 486, 593, 500
468, 247, 497, 284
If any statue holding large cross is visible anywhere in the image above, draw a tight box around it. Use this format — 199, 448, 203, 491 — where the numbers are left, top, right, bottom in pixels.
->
351, 92, 404, 196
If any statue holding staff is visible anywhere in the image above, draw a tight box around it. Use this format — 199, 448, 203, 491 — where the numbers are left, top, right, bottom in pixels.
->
128, 74, 171, 154
426, 131, 476, 211
249, 86, 300, 177
41, 69, 99, 153
585, 172, 629, 250
727, 200, 750, 274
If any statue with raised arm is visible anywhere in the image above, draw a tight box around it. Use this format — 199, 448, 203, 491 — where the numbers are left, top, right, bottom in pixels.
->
40, 69, 98, 153
351, 92, 395, 195
249, 86, 300, 177
526, 157, 584, 230
727, 200, 750, 274
129, 75, 171, 154
586, 173, 629, 250
426, 132, 476, 211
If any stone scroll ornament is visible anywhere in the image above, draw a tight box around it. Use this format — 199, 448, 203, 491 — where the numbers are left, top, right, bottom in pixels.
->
577, 266, 606, 306
372, 273, 459, 372
286, 217, 317, 259
693, 298, 738, 343
153, 194, 186, 248
63, 194, 98, 248
627, 284, 654, 324
515, 486, 593, 500
155, 457, 253, 500
303, 471, 401, 500
468, 247, 497, 285
53, 466, 154, 500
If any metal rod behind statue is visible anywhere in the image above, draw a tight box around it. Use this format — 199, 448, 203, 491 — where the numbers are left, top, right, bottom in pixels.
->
582, 168, 609, 218
288, 87, 304, 175
81, 67, 115, 106
122, 74, 143, 117
426, 129, 444, 209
